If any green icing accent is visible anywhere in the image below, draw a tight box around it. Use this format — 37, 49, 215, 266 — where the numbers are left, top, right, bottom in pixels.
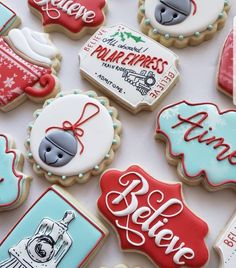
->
111, 31, 145, 43
94, 165, 99, 171
144, 19, 150, 25
218, 12, 224, 19
78, 173, 84, 179
164, 34, 170, 40
207, 24, 213, 31
153, 28, 158, 34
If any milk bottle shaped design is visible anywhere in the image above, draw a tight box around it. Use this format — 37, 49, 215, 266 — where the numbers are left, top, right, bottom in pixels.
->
0, 211, 75, 268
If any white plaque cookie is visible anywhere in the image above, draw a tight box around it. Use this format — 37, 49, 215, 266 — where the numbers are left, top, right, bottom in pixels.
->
79, 24, 179, 114
215, 213, 236, 268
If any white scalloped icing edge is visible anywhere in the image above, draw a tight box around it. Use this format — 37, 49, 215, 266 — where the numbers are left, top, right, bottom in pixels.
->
25, 90, 122, 186
138, 0, 230, 49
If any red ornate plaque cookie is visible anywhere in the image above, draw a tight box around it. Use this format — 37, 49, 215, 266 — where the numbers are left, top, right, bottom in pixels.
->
28, 0, 107, 39
98, 165, 209, 268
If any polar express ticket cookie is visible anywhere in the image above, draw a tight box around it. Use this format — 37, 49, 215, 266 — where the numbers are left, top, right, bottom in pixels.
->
79, 24, 179, 114
28, 0, 107, 39
0, 133, 31, 211
217, 31, 233, 98
0, 27, 61, 112
156, 101, 236, 191
215, 212, 236, 268
138, 0, 230, 48
26, 91, 121, 186
98, 165, 209, 268
0, 2, 21, 35
0, 185, 108, 268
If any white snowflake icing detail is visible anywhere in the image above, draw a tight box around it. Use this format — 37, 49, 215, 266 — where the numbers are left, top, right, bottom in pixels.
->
3, 77, 15, 88
161, 106, 180, 119
204, 110, 226, 129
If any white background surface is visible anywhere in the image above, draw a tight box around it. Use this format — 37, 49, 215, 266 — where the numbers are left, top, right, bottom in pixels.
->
0, 1, 236, 267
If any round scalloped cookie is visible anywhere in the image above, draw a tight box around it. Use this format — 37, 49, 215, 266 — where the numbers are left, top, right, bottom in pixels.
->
26, 90, 121, 186
138, 0, 230, 48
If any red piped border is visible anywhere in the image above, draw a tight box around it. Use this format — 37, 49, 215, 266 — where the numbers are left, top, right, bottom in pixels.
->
0, 186, 107, 268
0, 134, 23, 208
156, 100, 236, 189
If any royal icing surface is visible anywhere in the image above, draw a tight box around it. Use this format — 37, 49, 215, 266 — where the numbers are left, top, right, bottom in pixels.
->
8, 28, 59, 65
29, 93, 114, 177
0, 134, 30, 210
28, 0, 106, 35
156, 101, 236, 188
218, 31, 233, 96
79, 24, 179, 112
0, 28, 59, 109
0, 186, 107, 267
144, 0, 225, 37
215, 213, 236, 268
0, 2, 17, 35
98, 165, 209, 268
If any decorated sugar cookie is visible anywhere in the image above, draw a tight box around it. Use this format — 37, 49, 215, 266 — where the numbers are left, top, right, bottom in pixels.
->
28, 0, 107, 39
0, 134, 31, 211
98, 165, 209, 268
217, 31, 233, 98
26, 91, 121, 186
215, 212, 236, 268
0, 185, 108, 268
0, 27, 61, 112
100, 264, 140, 268
138, 0, 230, 48
0, 2, 21, 35
79, 24, 179, 114
156, 101, 236, 191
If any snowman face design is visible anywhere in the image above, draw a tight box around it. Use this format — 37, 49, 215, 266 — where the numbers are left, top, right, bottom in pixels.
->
27, 235, 55, 263
155, 0, 192, 26
39, 130, 78, 167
